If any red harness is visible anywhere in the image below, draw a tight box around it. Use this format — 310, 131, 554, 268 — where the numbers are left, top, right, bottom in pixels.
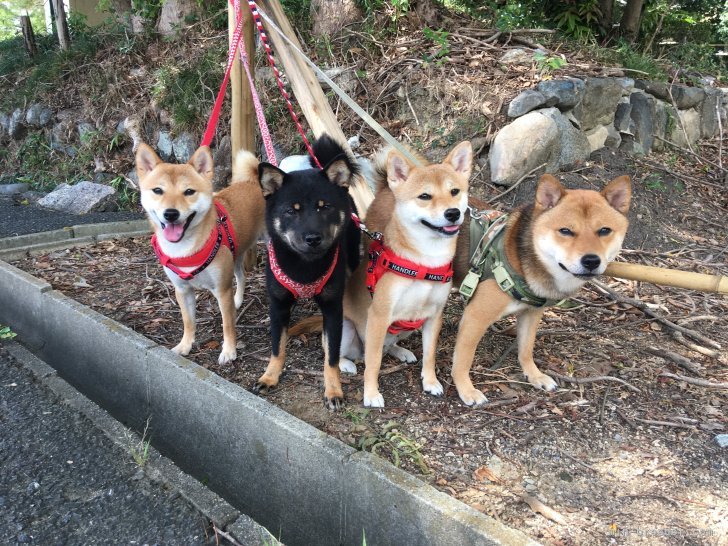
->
267, 240, 339, 299
366, 238, 454, 335
151, 201, 237, 281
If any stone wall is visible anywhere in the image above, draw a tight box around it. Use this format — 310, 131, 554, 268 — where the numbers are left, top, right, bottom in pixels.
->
490, 77, 728, 186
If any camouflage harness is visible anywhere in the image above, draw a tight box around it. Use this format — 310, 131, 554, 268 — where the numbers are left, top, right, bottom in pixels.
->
458, 207, 566, 308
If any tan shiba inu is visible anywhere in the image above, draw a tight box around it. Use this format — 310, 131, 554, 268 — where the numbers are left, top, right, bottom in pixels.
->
451, 174, 631, 406
136, 144, 265, 365
339, 141, 473, 408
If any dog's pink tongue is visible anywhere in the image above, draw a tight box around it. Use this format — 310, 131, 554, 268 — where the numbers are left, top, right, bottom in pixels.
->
442, 225, 459, 233
163, 223, 185, 242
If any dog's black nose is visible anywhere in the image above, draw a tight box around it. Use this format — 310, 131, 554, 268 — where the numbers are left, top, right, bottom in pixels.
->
304, 233, 322, 247
581, 254, 601, 271
163, 209, 180, 223
444, 208, 461, 223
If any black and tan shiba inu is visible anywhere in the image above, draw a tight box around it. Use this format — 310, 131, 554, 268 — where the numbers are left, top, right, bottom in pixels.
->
136, 144, 264, 365
339, 141, 473, 408
451, 174, 631, 406
253, 135, 361, 410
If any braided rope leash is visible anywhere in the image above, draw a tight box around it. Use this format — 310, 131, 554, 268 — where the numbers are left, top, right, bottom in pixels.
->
245, 0, 322, 169
200, 10, 246, 147
231, 0, 278, 166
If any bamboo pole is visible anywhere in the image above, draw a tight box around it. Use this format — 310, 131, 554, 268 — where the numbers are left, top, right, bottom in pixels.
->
229, 5, 255, 155
255, 0, 374, 212
605, 262, 728, 294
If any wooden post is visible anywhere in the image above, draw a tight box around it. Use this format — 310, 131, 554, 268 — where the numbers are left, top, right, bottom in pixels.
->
228, 5, 255, 156
256, 0, 374, 212
605, 262, 728, 294
52, 0, 71, 51
20, 15, 37, 58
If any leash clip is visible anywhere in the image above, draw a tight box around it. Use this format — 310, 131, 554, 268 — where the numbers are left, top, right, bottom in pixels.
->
492, 261, 515, 292
459, 269, 481, 301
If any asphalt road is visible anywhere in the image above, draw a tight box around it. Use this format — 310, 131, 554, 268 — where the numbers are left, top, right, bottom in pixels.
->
0, 195, 143, 238
0, 341, 216, 545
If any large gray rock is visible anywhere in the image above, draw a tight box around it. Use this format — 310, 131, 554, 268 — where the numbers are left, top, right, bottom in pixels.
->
8, 109, 25, 139
490, 111, 560, 186
172, 132, 197, 163
571, 78, 623, 131
0, 182, 30, 196
650, 100, 671, 152
614, 77, 635, 95
614, 98, 632, 133
585, 125, 608, 153
541, 107, 590, 169
537, 78, 585, 109
636, 81, 705, 109
507, 89, 550, 118
699, 88, 721, 138
670, 108, 701, 148
37, 181, 117, 214
156, 130, 174, 161
499, 48, 540, 65
629, 91, 655, 154
50, 121, 77, 157
605, 125, 621, 148
25, 104, 53, 127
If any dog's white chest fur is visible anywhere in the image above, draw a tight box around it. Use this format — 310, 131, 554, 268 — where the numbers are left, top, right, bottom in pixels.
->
389, 277, 451, 321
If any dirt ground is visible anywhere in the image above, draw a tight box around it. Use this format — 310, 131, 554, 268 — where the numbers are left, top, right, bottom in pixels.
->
10, 144, 727, 545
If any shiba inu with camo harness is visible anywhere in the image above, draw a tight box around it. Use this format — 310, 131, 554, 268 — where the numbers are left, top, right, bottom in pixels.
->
136, 143, 264, 365
339, 141, 473, 408
451, 174, 631, 406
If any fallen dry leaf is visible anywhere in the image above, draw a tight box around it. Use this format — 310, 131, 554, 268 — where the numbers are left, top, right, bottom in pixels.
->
521, 494, 567, 525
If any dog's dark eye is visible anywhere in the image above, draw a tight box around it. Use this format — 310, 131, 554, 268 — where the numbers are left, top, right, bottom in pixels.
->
597, 227, 612, 236
451, 188, 460, 196
559, 228, 574, 236
152, 188, 163, 195
285, 208, 297, 215
418, 193, 432, 201
183, 189, 196, 196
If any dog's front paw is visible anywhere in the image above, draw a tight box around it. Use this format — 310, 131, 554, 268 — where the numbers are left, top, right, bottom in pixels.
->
324, 394, 345, 411
527, 372, 558, 392
363, 391, 385, 408
339, 359, 358, 375
172, 340, 193, 356
253, 373, 279, 394
422, 377, 444, 397
387, 344, 417, 364
458, 388, 488, 407
218, 346, 237, 365
234, 290, 244, 309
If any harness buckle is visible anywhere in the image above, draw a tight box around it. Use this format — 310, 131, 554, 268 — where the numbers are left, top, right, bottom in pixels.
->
459, 269, 481, 301
492, 262, 515, 293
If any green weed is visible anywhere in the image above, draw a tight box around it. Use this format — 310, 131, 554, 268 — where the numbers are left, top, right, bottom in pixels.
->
358, 420, 429, 474
423, 27, 450, 65
644, 173, 666, 191
0, 325, 17, 340
110, 175, 139, 211
128, 418, 152, 468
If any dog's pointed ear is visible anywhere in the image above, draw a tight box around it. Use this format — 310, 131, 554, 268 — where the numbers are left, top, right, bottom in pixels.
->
386, 150, 412, 189
258, 163, 285, 197
136, 143, 162, 181
535, 174, 565, 210
602, 175, 631, 214
323, 156, 353, 188
188, 146, 214, 181
444, 141, 473, 179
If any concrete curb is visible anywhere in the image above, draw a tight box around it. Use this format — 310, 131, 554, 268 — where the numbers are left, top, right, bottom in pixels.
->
4, 341, 279, 546
0, 219, 149, 260
0, 225, 538, 546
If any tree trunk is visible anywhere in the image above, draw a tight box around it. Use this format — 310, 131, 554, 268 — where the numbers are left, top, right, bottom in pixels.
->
598, 0, 613, 37
20, 15, 37, 58
52, 0, 71, 51
619, 0, 644, 43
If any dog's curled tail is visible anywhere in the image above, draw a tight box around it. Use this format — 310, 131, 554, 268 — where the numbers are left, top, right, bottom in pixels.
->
232, 150, 259, 185
288, 315, 323, 337
372, 146, 429, 191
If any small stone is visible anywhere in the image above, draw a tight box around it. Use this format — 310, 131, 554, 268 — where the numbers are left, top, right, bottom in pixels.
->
156, 131, 174, 161
507, 89, 549, 118
172, 132, 197, 163
715, 434, 728, 448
